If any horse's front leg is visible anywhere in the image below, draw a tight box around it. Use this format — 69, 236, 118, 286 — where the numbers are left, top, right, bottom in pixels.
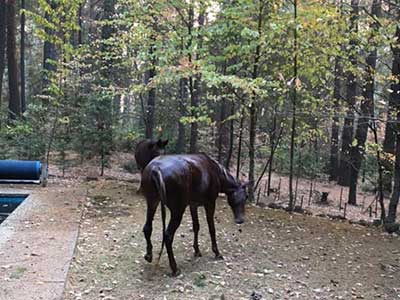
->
143, 200, 158, 262
190, 205, 202, 257
205, 200, 223, 260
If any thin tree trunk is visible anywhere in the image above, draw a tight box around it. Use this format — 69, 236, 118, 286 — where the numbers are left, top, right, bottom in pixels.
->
7, 0, 20, 120
189, 75, 199, 153
383, 10, 400, 154
189, 6, 204, 154
144, 55, 156, 139
288, 0, 298, 210
338, 0, 359, 187
329, 56, 342, 181
225, 101, 235, 169
42, 0, 58, 89
236, 109, 244, 179
248, 0, 264, 202
267, 109, 278, 196
20, 0, 26, 112
348, 0, 381, 205
217, 97, 228, 163
387, 23, 400, 224
98, 0, 116, 174
176, 78, 187, 153
388, 121, 400, 224
0, 0, 7, 106
78, 3, 83, 45
371, 120, 386, 222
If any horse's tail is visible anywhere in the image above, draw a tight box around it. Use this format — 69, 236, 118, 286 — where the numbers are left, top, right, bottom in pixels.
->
152, 169, 167, 264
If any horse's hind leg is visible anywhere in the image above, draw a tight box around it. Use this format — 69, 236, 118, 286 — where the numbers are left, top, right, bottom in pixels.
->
165, 209, 184, 276
143, 199, 158, 262
136, 170, 143, 194
190, 205, 202, 257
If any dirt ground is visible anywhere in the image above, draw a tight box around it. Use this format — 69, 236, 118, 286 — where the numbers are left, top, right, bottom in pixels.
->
63, 179, 400, 300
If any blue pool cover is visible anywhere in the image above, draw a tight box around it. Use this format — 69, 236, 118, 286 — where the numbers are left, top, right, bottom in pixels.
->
0, 160, 41, 180
0, 195, 27, 224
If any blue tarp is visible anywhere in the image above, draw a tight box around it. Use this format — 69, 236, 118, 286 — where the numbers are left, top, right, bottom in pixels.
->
0, 160, 41, 180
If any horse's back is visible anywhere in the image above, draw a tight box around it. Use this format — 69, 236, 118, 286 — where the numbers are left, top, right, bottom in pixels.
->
142, 154, 219, 202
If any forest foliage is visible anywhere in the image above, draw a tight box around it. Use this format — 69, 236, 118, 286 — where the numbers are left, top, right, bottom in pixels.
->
0, 0, 400, 227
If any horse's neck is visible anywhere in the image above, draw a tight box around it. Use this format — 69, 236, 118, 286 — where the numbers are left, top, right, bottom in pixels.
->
218, 164, 239, 193
204, 155, 239, 193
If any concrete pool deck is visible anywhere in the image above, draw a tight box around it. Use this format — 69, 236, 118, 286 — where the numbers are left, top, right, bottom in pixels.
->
0, 185, 85, 300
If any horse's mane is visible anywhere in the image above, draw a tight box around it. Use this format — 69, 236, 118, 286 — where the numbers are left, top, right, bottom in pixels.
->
201, 153, 239, 188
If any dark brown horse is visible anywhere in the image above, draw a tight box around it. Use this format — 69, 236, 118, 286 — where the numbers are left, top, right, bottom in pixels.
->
141, 153, 248, 276
135, 139, 168, 171
134, 139, 168, 192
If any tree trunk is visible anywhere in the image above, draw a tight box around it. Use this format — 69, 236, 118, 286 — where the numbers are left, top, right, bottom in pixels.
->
7, 0, 20, 120
348, 0, 380, 205
176, 78, 187, 153
338, 0, 359, 187
288, 0, 298, 210
267, 110, 278, 196
144, 56, 156, 139
384, 18, 400, 154
225, 101, 235, 169
217, 97, 229, 163
98, 0, 116, 175
20, 0, 26, 112
189, 75, 200, 153
248, 101, 257, 202
236, 109, 244, 179
0, 0, 7, 105
78, 3, 83, 45
329, 57, 342, 181
42, 0, 58, 89
388, 125, 400, 224
248, 0, 264, 202
387, 23, 400, 224
189, 7, 204, 154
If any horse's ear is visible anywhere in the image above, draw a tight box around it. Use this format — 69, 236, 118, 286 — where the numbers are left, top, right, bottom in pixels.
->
147, 140, 156, 149
241, 181, 251, 189
156, 139, 168, 148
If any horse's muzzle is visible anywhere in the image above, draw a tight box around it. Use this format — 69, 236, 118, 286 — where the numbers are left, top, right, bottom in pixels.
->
234, 217, 244, 224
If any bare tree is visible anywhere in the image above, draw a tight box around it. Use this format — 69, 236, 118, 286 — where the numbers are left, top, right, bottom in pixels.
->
0, 0, 7, 105
7, 0, 21, 120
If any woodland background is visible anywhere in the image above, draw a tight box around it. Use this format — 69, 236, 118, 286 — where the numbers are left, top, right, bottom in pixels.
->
1, 0, 400, 229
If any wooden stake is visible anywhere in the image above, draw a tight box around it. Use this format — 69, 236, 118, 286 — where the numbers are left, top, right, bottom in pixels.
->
277, 178, 281, 202
300, 195, 304, 208
339, 188, 343, 210
308, 180, 313, 206
263, 178, 268, 197
344, 203, 347, 219
294, 176, 299, 204
256, 187, 261, 205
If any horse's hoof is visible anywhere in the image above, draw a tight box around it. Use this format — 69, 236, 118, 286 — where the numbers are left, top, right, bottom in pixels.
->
215, 254, 224, 260
169, 268, 181, 277
194, 251, 202, 258
144, 253, 152, 263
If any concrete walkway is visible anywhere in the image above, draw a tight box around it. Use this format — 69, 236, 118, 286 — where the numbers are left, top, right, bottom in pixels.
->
0, 185, 85, 300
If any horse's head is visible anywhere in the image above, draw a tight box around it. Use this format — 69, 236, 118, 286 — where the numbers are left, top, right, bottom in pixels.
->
135, 139, 168, 171
227, 182, 249, 224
